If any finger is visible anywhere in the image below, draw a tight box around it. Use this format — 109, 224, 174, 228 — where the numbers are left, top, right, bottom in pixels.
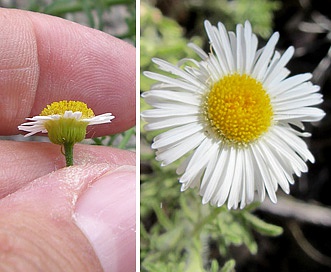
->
0, 8, 136, 136
0, 164, 136, 272
75, 166, 136, 271
0, 140, 135, 198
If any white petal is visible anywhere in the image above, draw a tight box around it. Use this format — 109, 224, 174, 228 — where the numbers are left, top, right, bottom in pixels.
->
272, 126, 314, 162
152, 123, 203, 149
215, 147, 237, 207
142, 90, 201, 106
251, 144, 278, 203
243, 147, 255, 204
273, 95, 323, 111
187, 43, 208, 60
269, 73, 312, 96
265, 131, 308, 174
250, 145, 266, 202
156, 131, 205, 166
85, 113, 114, 125
26, 116, 56, 121
255, 140, 290, 194
144, 71, 199, 93
152, 58, 207, 88
144, 115, 199, 131
217, 22, 235, 72
199, 143, 220, 200
235, 24, 244, 73
142, 108, 198, 120
252, 32, 279, 80
274, 107, 325, 122
273, 85, 321, 103
204, 20, 229, 75
179, 137, 216, 189
201, 143, 229, 204
228, 148, 244, 209
64, 111, 82, 119
263, 46, 294, 87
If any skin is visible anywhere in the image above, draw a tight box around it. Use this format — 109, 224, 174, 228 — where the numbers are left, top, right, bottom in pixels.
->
0, 8, 136, 272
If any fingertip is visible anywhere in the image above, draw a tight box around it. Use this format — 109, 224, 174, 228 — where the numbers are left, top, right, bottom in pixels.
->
0, 9, 39, 132
28, 11, 136, 134
0, 9, 135, 136
74, 166, 136, 272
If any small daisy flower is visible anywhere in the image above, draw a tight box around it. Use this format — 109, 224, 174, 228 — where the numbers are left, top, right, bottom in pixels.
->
18, 100, 114, 166
141, 20, 325, 209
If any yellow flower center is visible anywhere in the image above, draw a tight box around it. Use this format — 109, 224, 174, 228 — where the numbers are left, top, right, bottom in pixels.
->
40, 100, 94, 118
204, 74, 273, 145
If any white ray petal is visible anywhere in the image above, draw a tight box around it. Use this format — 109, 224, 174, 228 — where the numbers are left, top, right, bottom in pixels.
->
199, 143, 220, 198
144, 115, 199, 131
263, 46, 294, 86
215, 147, 237, 207
251, 144, 278, 203
228, 148, 244, 209
252, 32, 279, 80
142, 90, 201, 106
201, 145, 228, 204
152, 123, 203, 149
156, 132, 205, 166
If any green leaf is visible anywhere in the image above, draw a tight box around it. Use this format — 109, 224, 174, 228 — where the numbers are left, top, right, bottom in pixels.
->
184, 238, 205, 272
242, 212, 283, 236
220, 259, 236, 272
210, 260, 220, 272
155, 227, 184, 251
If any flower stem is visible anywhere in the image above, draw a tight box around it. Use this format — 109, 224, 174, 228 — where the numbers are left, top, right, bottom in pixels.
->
63, 143, 74, 167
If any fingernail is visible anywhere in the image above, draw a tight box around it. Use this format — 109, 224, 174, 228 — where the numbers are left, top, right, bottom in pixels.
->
74, 165, 136, 272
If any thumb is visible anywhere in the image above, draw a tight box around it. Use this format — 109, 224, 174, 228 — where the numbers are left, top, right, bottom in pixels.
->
74, 165, 136, 272
0, 163, 136, 272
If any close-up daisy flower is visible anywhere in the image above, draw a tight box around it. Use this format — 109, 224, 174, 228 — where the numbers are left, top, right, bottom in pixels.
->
141, 20, 325, 209
18, 100, 114, 166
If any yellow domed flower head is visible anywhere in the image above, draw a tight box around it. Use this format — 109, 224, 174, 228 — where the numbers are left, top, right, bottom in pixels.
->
141, 20, 325, 209
18, 100, 114, 166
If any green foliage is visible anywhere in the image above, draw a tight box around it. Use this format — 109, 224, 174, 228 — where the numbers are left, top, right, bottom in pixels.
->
220, 259, 236, 272
242, 211, 283, 237
227, 0, 281, 38
161, 0, 281, 39
141, 1, 283, 270
92, 127, 136, 150
140, 1, 203, 92
8, 0, 135, 42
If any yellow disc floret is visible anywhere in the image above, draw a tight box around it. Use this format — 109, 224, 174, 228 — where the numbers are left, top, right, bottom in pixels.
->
204, 74, 273, 145
40, 100, 94, 118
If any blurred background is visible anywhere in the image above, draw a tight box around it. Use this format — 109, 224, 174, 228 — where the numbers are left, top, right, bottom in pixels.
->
141, 0, 331, 271
0, 0, 136, 151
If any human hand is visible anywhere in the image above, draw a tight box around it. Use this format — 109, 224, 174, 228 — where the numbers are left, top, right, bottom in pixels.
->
0, 8, 136, 272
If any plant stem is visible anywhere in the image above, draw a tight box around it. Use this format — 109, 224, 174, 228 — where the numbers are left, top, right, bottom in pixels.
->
43, 0, 134, 16
63, 143, 74, 167
118, 127, 136, 149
